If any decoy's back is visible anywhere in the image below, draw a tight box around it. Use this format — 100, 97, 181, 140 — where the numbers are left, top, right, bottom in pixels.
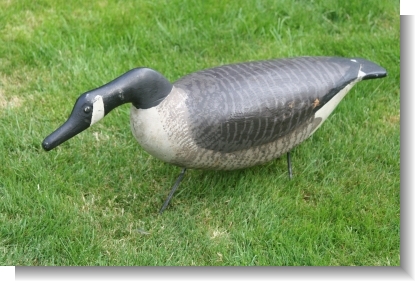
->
146, 57, 386, 169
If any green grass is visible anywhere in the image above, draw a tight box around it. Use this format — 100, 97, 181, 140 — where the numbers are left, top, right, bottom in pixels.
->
0, 0, 399, 266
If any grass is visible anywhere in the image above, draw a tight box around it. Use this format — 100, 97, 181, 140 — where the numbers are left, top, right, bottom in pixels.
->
0, 0, 400, 266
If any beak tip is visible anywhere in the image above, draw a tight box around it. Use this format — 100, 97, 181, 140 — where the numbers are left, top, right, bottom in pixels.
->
42, 138, 53, 151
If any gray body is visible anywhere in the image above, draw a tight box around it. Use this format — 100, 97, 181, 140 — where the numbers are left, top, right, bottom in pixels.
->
130, 56, 386, 170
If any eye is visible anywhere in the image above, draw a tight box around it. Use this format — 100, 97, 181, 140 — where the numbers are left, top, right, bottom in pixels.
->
84, 106, 91, 113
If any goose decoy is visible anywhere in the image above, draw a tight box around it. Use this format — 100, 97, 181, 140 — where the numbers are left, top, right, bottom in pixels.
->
42, 56, 387, 213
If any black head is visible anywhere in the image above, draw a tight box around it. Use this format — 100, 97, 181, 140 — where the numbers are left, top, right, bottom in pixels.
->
42, 68, 172, 151
42, 91, 105, 151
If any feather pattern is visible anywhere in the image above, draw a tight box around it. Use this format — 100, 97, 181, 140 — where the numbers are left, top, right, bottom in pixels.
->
174, 57, 360, 153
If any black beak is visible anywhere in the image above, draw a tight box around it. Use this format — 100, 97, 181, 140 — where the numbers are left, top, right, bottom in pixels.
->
42, 113, 90, 151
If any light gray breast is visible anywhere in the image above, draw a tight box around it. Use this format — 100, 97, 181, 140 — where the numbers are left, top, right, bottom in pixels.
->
173, 57, 360, 153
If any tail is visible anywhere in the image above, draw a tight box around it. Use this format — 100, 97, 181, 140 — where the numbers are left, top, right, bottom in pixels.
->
351, 58, 387, 80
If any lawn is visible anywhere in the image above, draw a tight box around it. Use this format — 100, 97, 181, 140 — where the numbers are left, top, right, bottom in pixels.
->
0, 0, 400, 266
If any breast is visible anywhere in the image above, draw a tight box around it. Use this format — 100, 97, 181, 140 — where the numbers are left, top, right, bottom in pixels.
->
132, 57, 362, 170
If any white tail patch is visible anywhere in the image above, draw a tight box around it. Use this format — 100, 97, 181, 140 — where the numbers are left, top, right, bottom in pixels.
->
351, 59, 367, 79
358, 68, 366, 78
309, 79, 358, 136
91, 95, 105, 125
309, 62, 367, 136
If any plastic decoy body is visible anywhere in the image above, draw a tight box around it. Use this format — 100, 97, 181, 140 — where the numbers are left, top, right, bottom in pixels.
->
42, 56, 387, 212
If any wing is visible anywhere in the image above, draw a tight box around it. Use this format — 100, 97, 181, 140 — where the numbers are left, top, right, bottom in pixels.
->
173, 57, 361, 153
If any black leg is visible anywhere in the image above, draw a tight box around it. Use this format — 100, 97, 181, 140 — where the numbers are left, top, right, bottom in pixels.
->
159, 168, 187, 214
287, 152, 292, 180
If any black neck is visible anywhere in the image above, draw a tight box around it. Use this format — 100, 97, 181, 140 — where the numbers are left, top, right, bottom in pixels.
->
89, 67, 173, 114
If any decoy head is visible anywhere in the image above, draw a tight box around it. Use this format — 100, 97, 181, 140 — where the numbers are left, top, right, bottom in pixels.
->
42, 67, 172, 151
42, 91, 106, 151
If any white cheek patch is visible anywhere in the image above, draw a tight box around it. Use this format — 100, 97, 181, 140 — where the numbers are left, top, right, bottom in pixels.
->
90, 95, 105, 126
